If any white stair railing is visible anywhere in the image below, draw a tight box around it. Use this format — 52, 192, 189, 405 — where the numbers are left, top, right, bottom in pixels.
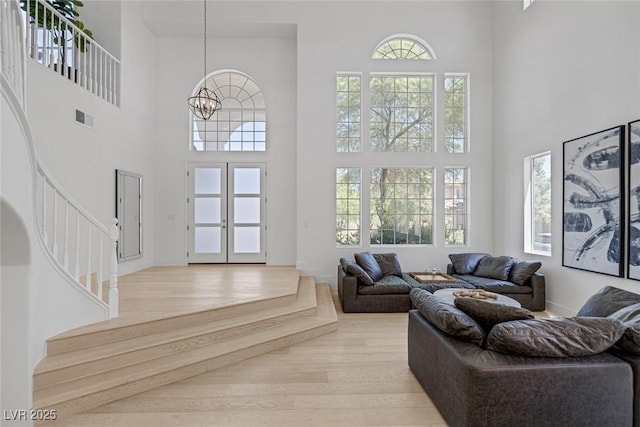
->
21, 0, 120, 106
36, 165, 119, 317
1, 0, 119, 318
0, 0, 26, 106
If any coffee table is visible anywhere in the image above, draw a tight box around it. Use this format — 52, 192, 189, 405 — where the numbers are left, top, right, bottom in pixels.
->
433, 288, 521, 308
409, 272, 457, 284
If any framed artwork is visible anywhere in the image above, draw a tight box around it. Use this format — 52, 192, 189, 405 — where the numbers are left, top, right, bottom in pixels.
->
628, 120, 640, 280
563, 125, 625, 277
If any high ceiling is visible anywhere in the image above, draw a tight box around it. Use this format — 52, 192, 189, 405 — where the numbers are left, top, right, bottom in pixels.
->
140, 1, 297, 38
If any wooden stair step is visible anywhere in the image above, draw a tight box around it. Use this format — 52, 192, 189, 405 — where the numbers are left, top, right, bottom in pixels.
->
33, 277, 317, 390
33, 283, 337, 419
45, 271, 302, 356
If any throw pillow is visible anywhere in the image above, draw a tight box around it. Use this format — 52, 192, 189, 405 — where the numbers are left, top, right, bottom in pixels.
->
410, 288, 485, 345
454, 297, 534, 332
608, 302, 640, 355
354, 251, 383, 281
448, 253, 490, 275
473, 256, 516, 281
508, 260, 542, 285
617, 325, 640, 356
373, 253, 403, 277
340, 258, 374, 286
486, 317, 626, 358
576, 285, 640, 317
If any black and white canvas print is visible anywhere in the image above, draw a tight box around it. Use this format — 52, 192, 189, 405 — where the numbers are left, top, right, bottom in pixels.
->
563, 125, 625, 277
628, 120, 640, 280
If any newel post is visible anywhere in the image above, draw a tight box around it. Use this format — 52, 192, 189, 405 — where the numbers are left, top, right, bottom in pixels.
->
109, 217, 119, 317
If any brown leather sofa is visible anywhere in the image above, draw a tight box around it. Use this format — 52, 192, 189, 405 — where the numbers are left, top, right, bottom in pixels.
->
407, 285, 640, 427
337, 252, 546, 313
408, 309, 634, 427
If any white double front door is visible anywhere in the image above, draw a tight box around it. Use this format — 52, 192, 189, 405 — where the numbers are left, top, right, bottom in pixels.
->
187, 162, 266, 263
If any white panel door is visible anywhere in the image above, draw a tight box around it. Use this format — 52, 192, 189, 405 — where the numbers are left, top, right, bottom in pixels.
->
228, 163, 266, 263
187, 164, 227, 263
187, 163, 266, 263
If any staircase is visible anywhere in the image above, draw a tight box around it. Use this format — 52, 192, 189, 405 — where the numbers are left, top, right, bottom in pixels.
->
32, 272, 338, 420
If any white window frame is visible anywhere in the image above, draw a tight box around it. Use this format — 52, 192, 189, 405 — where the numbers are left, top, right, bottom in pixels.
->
444, 167, 469, 246
336, 167, 362, 246
524, 151, 552, 256
443, 73, 470, 153
369, 72, 436, 153
336, 73, 362, 153
369, 167, 435, 246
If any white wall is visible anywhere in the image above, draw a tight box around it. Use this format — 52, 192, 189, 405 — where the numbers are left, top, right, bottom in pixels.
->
148, 1, 496, 283
152, 34, 297, 266
25, 0, 156, 275
493, 1, 640, 315
1, 92, 108, 426
80, 0, 122, 60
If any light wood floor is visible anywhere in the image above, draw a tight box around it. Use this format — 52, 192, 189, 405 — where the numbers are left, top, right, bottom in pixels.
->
46, 294, 448, 427
116, 265, 300, 317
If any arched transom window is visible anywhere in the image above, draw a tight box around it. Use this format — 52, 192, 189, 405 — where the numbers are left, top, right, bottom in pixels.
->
372, 35, 435, 60
191, 70, 266, 151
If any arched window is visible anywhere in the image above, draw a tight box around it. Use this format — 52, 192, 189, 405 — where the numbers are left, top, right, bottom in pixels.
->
191, 70, 266, 151
372, 34, 436, 60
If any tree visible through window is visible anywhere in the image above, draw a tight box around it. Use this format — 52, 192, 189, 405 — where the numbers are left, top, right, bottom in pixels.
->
370, 75, 434, 152
335, 34, 472, 247
525, 152, 552, 254
444, 75, 468, 153
370, 168, 433, 245
372, 35, 435, 60
444, 168, 468, 245
336, 168, 361, 245
336, 75, 361, 152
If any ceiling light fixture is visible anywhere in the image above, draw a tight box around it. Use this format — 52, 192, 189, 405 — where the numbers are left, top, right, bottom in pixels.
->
188, 0, 221, 120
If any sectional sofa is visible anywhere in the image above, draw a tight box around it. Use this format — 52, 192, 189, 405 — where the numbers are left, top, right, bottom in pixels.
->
408, 285, 640, 427
338, 252, 545, 312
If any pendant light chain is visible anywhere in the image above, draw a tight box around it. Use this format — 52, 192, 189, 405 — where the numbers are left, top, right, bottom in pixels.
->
203, 0, 207, 81
187, 0, 221, 121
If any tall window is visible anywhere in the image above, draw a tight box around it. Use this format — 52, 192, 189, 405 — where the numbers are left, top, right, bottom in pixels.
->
336, 168, 361, 245
335, 34, 472, 247
370, 168, 434, 245
525, 152, 552, 255
370, 75, 434, 152
444, 168, 468, 245
191, 71, 266, 151
336, 75, 362, 152
444, 75, 468, 153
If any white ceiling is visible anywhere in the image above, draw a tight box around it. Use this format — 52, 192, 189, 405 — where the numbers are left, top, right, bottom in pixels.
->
141, 1, 297, 38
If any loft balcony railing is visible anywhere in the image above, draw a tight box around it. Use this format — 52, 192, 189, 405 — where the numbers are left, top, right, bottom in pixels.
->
21, 0, 120, 106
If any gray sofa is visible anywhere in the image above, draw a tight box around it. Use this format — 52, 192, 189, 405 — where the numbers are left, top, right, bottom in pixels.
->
338, 252, 545, 312
408, 310, 633, 427
408, 285, 640, 427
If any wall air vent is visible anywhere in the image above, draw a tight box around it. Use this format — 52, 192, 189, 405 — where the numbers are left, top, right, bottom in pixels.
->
74, 108, 94, 128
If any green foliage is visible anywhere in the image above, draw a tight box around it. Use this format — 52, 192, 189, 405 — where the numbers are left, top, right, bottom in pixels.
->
369, 75, 433, 152
21, 0, 93, 54
370, 220, 432, 245
336, 168, 361, 245
533, 155, 552, 232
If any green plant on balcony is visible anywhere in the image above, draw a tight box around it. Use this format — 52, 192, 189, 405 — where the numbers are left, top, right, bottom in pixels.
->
20, 0, 93, 77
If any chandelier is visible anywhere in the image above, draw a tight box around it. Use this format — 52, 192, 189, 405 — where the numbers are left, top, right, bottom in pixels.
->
188, 0, 221, 120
